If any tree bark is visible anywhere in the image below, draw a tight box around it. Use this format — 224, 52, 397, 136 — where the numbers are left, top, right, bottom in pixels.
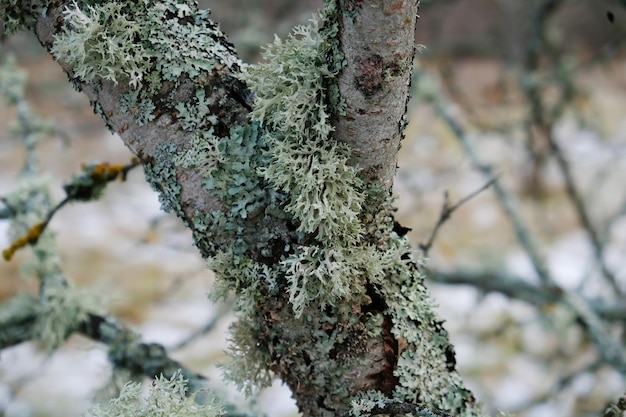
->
334, 0, 418, 189
2, 1, 480, 416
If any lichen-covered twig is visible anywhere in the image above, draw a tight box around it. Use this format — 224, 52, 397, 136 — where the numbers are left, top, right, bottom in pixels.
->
0, 295, 208, 394
2, 159, 140, 261
604, 392, 626, 417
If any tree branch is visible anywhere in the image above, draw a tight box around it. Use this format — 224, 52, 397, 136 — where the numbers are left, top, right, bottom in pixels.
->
26, 0, 254, 259
419, 178, 496, 256
333, 0, 421, 188
3, 2, 482, 416
0, 295, 208, 394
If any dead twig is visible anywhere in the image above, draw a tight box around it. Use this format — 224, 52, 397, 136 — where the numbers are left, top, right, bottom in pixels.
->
419, 178, 497, 256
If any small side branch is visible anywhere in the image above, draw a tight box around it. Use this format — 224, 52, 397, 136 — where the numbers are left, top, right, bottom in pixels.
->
419, 178, 496, 256
0, 296, 207, 393
2, 159, 140, 261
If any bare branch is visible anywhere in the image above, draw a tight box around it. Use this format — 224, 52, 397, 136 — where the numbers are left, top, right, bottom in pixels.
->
429, 269, 626, 322
429, 80, 626, 372
546, 135, 621, 294
333, 0, 421, 188
419, 178, 496, 256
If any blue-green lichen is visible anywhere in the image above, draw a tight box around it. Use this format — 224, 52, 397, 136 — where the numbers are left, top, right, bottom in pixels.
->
143, 142, 182, 215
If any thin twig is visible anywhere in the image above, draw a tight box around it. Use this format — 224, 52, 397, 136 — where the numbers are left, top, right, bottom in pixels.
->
432, 86, 626, 372
434, 98, 552, 286
172, 301, 233, 351
2, 160, 141, 261
547, 136, 622, 294
419, 178, 497, 256
429, 268, 626, 321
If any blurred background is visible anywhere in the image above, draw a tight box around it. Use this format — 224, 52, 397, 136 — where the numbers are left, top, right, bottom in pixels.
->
1, 0, 625, 416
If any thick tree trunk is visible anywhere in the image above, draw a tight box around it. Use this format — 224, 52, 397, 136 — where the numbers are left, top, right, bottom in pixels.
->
2, 1, 480, 415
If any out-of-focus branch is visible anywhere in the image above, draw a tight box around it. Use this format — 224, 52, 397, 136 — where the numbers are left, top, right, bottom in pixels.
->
429, 269, 626, 322
434, 97, 552, 286
0, 295, 208, 394
430, 83, 626, 372
604, 392, 626, 417
3, 159, 140, 261
419, 179, 496, 256
518, 0, 621, 295
546, 136, 621, 294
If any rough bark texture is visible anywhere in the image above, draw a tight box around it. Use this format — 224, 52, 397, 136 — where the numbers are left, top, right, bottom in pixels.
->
32, 3, 245, 229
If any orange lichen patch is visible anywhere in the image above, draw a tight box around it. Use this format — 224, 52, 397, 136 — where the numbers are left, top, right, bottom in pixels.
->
2, 221, 46, 261
88, 162, 126, 182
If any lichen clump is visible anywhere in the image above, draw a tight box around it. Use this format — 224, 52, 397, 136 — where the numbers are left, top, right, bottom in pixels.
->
51, 0, 240, 88
87, 373, 222, 417
216, 6, 479, 415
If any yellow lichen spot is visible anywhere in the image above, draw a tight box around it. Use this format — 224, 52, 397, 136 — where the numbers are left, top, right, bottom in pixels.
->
2, 221, 46, 261
90, 162, 125, 183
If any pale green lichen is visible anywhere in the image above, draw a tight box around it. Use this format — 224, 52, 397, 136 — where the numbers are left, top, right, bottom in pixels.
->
0, 52, 27, 105
349, 390, 389, 417
87, 372, 222, 417
279, 244, 389, 317
51, 0, 242, 88
245, 15, 363, 247
173, 129, 223, 175
49, 0, 243, 130
35, 284, 105, 351
51, 2, 150, 88
220, 317, 273, 397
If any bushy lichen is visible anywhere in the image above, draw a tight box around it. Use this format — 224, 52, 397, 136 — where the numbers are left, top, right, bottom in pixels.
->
245, 16, 363, 247
51, 0, 241, 88
280, 244, 389, 317
35, 284, 104, 351
220, 317, 273, 397
87, 372, 222, 417
49, 0, 244, 134
51, 2, 150, 88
